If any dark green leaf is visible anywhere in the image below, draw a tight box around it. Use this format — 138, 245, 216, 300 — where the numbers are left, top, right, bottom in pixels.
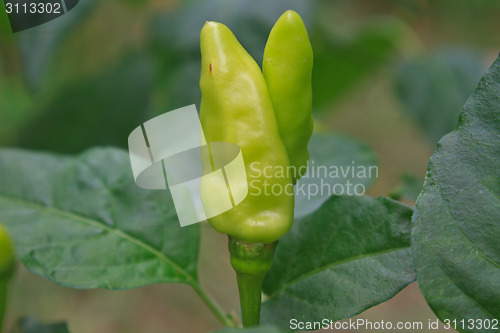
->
394, 48, 484, 144
0, 147, 200, 289
0, 4, 11, 33
9, 318, 69, 333
16, 52, 153, 154
312, 18, 403, 109
0, 78, 34, 145
294, 133, 377, 218
16, 0, 98, 90
262, 195, 415, 329
412, 55, 500, 330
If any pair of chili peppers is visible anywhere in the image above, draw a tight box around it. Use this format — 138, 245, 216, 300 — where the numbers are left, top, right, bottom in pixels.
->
199, 10, 313, 326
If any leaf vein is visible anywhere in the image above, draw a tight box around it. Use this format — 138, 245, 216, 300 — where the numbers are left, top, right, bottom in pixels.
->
270, 247, 410, 298
0, 195, 196, 284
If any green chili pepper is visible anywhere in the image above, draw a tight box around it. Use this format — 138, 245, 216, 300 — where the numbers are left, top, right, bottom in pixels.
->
199, 11, 313, 327
0, 224, 14, 331
263, 10, 313, 184
199, 21, 294, 245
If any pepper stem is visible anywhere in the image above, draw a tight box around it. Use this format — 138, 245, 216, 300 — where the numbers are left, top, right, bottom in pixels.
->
228, 237, 278, 327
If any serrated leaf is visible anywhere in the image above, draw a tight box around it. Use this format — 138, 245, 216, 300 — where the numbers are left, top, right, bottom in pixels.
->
294, 133, 377, 218
412, 55, 500, 331
261, 195, 415, 330
9, 318, 69, 333
0, 147, 199, 289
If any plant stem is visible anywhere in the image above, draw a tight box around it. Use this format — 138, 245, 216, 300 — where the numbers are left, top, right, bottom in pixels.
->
228, 237, 278, 327
0, 278, 8, 333
235, 270, 266, 327
191, 283, 237, 327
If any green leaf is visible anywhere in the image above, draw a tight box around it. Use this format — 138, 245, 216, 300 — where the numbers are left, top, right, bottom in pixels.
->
294, 133, 377, 218
9, 318, 70, 333
16, 0, 98, 90
394, 48, 484, 144
262, 195, 415, 329
0, 77, 34, 145
212, 326, 283, 333
15, 52, 153, 154
0, 148, 200, 289
412, 55, 500, 330
312, 18, 404, 109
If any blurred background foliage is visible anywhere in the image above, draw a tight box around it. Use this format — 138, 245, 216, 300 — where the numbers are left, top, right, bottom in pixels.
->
0, 0, 499, 332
